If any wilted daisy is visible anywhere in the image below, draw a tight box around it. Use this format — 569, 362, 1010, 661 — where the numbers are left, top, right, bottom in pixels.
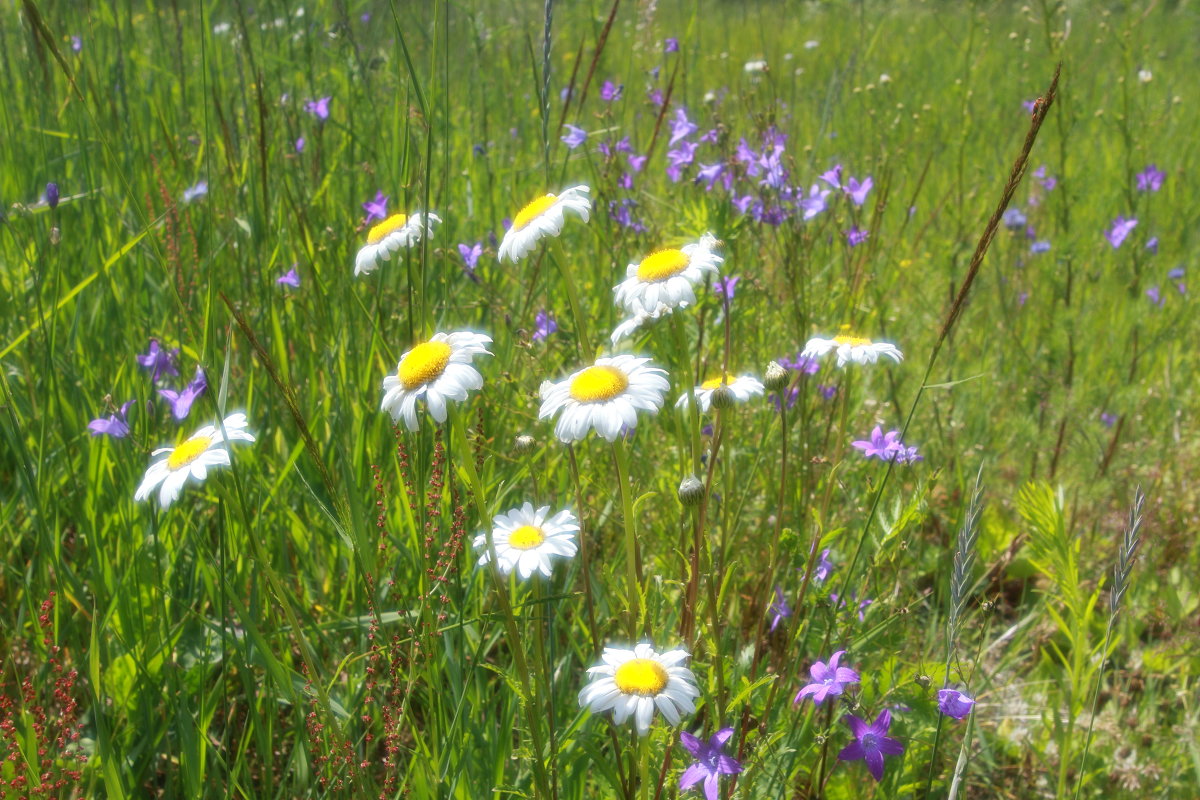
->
675, 374, 764, 413
578, 643, 700, 737
614, 234, 723, 315
801, 332, 903, 368
538, 355, 669, 442
472, 503, 579, 580
381, 332, 492, 431
497, 185, 591, 263
134, 413, 256, 508
354, 211, 441, 277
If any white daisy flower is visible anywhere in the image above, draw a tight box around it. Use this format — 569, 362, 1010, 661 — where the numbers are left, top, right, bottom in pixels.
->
675, 373, 765, 413
578, 642, 700, 737
497, 185, 591, 263
610, 302, 675, 345
472, 503, 579, 580
538, 354, 669, 442
801, 333, 903, 368
354, 211, 441, 277
134, 413, 256, 508
381, 331, 492, 431
613, 234, 723, 315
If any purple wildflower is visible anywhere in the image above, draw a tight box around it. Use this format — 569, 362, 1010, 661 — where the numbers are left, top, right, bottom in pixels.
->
295, 137, 305, 153
1021, 98, 1038, 114
304, 96, 331, 120
846, 176, 873, 206
533, 310, 558, 342
88, 400, 133, 439
1033, 165, 1057, 191
699, 128, 719, 144
277, 266, 300, 287
1017, 291, 1030, 307
1136, 164, 1165, 193
731, 194, 756, 215
852, 426, 902, 460
818, 384, 837, 400
678, 728, 741, 800
668, 108, 699, 146
561, 125, 588, 150
1030, 240, 1051, 254
845, 227, 869, 247
768, 587, 791, 633
137, 339, 180, 383
695, 162, 725, 190
158, 366, 207, 420
615, 136, 633, 153
1168, 267, 1185, 280
628, 153, 648, 173
647, 88, 665, 106
799, 184, 831, 220
1146, 286, 1164, 307
664, 37, 680, 53
937, 689, 975, 720
830, 592, 874, 621
713, 275, 739, 304
1100, 412, 1117, 428
838, 709, 905, 782
1002, 207, 1026, 229
1106, 216, 1138, 249
599, 80, 623, 102
819, 164, 843, 189
362, 191, 389, 222
182, 180, 208, 203
608, 198, 647, 233
770, 386, 799, 413
794, 650, 860, 705
666, 141, 698, 182
45, 182, 59, 210
619, 172, 634, 190
458, 242, 483, 282
1146, 236, 1158, 255
814, 549, 834, 583
778, 353, 820, 375
71, 35, 82, 52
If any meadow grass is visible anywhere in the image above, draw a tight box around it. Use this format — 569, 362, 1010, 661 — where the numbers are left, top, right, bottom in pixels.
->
1, 0, 1198, 797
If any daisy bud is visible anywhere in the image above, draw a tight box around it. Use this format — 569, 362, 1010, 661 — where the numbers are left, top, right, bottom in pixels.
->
49, 226, 61, 246
677, 474, 705, 507
513, 434, 536, 455
764, 360, 789, 391
915, 674, 931, 690
710, 384, 736, 410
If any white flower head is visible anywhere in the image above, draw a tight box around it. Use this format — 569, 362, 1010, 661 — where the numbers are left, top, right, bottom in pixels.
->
472, 503, 579, 580
134, 413, 256, 508
381, 331, 492, 431
610, 302, 675, 345
743, 59, 768, 74
578, 642, 700, 737
355, 211, 441, 276
801, 332, 903, 368
538, 354, 669, 442
498, 185, 591, 263
614, 234, 723, 315
675, 373, 765, 413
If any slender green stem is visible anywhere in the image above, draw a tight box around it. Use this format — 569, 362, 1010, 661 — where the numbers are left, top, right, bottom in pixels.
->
549, 237, 593, 359
612, 439, 643, 639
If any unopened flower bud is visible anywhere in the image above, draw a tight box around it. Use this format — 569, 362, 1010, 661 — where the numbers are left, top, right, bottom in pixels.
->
677, 474, 705, 507
915, 674, 931, 690
46, 182, 59, 210
764, 361, 788, 391
710, 384, 736, 410
513, 434, 536, 455
49, 226, 61, 246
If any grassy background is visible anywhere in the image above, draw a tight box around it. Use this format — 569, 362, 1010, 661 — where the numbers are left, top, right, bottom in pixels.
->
2, 0, 1198, 797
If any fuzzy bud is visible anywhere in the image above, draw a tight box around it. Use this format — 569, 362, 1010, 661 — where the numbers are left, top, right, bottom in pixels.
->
710, 384, 736, 410
677, 474, 705, 507
764, 360, 789, 391
513, 434, 536, 456
915, 674, 932, 690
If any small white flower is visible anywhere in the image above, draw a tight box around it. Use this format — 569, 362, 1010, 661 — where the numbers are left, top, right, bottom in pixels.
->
1137, 69, 1152, 84
355, 212, 440, 277
743, 59, 768, 74
801, 333, 903, 368
381, 331, 492, 431
610, 302, 675, 345
538, 355, 669, 442
498, 186, 591, 263
578, 643, 700, 737
804, 40, 819, 49
472, 503, 579, 580
134, 413, 256, 507
675, 374, 765, 413
614, 234, 723, 315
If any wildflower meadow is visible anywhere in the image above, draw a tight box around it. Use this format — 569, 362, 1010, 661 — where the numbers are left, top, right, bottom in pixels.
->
3, 1, 1198, 797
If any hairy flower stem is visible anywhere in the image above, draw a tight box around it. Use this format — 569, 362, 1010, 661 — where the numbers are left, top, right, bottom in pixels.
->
452, 412, 552, 799
612, 439, 644, 639
566, 445, 601, 652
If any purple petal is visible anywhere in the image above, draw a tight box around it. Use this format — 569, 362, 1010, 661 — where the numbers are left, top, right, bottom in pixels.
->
872, 709, 892, 735
679, 731, 703, 757
843, 713, 869, 739
837, 740, 865, 762
877, 736, 905, 755
678, 762, 707, 791
715, 755, 742, 775
703, 773, 720, 800
710, 728, 734, 750
834, 667, 860, 684
863, 749, 885, 781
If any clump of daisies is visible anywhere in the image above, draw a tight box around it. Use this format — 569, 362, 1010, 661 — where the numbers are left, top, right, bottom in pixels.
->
381, 331, 492, 431
134, 413, 256, 507
354, 211, 440, 276
498, 185, 591, 263
473, 503, 579, 580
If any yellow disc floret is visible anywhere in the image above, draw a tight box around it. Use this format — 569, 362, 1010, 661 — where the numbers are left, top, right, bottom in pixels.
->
614, 658, 669, 696
700, 374, 733, 391
507, 525, 546, 550
832, 334, 872, 347
167, 436, 214, 471
399, 341, 453, 390
512, 194, 559, 232
367, 214, 410, 244
569, 366, 630, 403
636, 249, 691, 282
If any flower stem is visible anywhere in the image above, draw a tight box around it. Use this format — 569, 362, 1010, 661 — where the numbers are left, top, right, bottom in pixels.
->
612, 438, 643, 639
549, 237, 593, 359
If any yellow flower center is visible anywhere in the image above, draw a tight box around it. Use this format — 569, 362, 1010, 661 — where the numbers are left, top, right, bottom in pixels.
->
700, 374, 734, 391
507, 525, 546, 550
569, 366, 629, 403
833, 335, 872, 347
636, 249, 690, 282
398, 341, 453, 390
614, 658, 669, 696
167, 436, 213, 471
367, 213, 410, 244
512, 194, 559, 232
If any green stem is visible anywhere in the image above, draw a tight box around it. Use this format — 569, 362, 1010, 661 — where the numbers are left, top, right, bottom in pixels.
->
549, 237, 593, 359
612, 439, 643, 639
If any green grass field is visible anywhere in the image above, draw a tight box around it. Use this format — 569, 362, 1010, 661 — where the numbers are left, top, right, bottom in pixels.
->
2, 0, 1198, 797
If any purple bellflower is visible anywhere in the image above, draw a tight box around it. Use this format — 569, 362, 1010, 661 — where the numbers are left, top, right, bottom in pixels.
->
679, 728, 742, 800
137, 339, 180, 383
45, 182, 60, 210
846, 176, 873, 206
713, 275, 739, 304
295, 137, 306, 153
362, 191, 389, 222
533, 310, 558, 341
304, 96, 331, 120
814, 548, 834, 583
664, 37, 680, 53
599, 80, 623, 101
1136, 164, 1165, 193
1002, 207, 1026, 229
838, 709, 905, 782
159, 366, 208, 420
88, 400, 133, 439
768, 586, 791, 632
794, 650, 860, 705
937, 689, 975, 720
819, 164, 843, 189
845, 227, 869, 247
561, 125, 588, 150
1106, 217, 1138, 249
668, 108, 699, 146
277, 266, 300, 287
71, 35, 83, 53
182, 180, 208, 203
799, 184, 831, 220
1100, 411, 1118, 428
